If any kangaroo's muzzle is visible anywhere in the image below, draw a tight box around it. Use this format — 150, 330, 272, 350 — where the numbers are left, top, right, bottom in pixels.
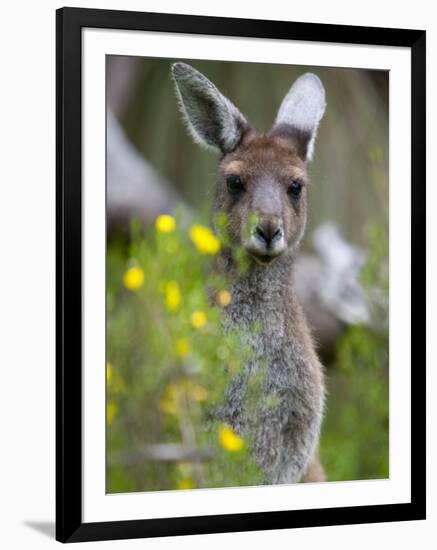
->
245, 216, 286, 264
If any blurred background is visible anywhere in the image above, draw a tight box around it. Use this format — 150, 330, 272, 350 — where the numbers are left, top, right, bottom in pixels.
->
106, 56, 389, 493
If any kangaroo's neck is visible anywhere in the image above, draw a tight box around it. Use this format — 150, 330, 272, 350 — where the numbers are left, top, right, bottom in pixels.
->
224, 251, 298, 324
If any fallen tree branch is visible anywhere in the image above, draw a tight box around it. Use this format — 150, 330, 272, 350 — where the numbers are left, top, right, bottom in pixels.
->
109, 444, 215, 465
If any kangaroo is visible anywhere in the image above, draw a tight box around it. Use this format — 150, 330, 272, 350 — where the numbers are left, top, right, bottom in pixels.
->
172, 63, 326, 484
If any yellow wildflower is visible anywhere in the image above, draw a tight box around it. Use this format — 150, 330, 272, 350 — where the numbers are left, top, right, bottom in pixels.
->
180, 378, 208, 402
106, 362, 112, 385
175, 338, 191, 358
155, 214, 176, 233
159, 384, 178, 414
218, 424, 244, 452
218, 289, 232, 306
123, 265, 144, 291
107, 399, 117, 425
159, 378, 208, 415
189, 224, 221, 255
191, 310, 207, 329
189, 383, 208, 402
177, 478, 195, 490
106, 363, 125, 394
159, 391, 177, 415
165, 280, 181, 311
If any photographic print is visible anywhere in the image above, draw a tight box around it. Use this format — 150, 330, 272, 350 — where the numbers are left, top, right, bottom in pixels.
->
106, 57, 389, 493
56, 7, 425, 542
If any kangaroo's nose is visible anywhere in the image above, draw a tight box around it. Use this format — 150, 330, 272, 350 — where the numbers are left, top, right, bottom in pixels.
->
254, 221, 283, 248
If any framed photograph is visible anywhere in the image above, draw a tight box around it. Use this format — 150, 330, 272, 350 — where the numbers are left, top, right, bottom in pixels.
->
56, 7, 426, 543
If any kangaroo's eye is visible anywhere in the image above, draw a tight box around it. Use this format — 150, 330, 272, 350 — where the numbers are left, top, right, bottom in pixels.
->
288, 180, 304, 198
226, 174, 244, 195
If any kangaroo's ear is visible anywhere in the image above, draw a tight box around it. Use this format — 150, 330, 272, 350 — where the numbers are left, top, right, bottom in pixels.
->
271, 73, 326, 161
172, 62, 250, 154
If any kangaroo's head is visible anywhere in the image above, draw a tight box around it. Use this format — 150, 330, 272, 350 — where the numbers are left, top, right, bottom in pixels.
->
172, 63, 326, 265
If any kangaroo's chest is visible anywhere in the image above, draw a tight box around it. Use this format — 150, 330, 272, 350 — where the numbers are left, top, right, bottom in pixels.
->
223, 283, 302, 388
219, 288, 303, 430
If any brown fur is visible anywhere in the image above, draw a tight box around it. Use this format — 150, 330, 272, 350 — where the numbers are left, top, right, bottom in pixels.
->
303, 451, 326, 483
215, 135, 308, 255
213, 135, 326, 484
172, 63, 327, 484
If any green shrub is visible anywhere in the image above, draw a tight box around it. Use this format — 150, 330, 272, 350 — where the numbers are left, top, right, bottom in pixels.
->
106, 214, 262, 492
107, 212, 389, 491
320, 219, 389, 481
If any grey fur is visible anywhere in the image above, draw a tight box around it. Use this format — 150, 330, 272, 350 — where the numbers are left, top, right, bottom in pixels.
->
171, 63, 326, 484
172, 63, 249, 153
218, 254, 325, 483
274, 73, 326, 161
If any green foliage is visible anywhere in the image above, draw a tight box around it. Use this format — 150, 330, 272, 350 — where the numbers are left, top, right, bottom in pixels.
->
106, 214, 263, 493
320, 215, 389, 481
107, 211, 390, 491
320, 326, 389, 480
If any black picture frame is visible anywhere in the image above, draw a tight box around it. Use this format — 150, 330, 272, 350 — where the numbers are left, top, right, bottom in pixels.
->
56, 6, 426, 543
